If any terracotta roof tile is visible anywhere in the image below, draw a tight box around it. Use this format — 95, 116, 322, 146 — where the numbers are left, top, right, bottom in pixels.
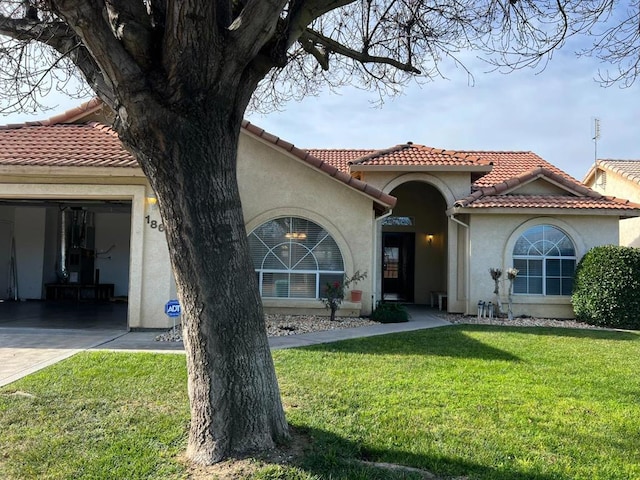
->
39, 97, 104, 125
468, 151, 579, 188
348, 143, 493, 169
451, 157, 640, 214
307, 149, 375, 173
595, 159, 640, 184
470, 166, 597, 200
455, 194, 640, 211
0, 122, 137, 168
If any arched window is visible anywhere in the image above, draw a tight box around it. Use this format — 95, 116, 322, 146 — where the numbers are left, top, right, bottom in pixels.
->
248, 217, 344, 299
512, 225, 576, 296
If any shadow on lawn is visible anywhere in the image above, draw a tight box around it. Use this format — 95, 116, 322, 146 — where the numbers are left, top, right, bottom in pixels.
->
456, 323, 640, 341
305, 324, 637, 360
294, 425, 564, 480
306, 327, 522, 362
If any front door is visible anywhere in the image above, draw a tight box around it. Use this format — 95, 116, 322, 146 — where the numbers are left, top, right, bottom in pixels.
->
382, 232, 415, 302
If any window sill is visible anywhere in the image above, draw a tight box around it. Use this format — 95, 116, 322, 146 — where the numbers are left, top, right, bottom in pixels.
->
262, 298, 361, 317
511, 295, 571, 305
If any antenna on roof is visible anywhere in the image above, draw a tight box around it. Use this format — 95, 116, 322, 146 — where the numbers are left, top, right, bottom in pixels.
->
591, 117, 601, 162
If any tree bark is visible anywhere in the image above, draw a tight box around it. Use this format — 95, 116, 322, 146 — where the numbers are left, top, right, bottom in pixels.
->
122, 102, 289, 464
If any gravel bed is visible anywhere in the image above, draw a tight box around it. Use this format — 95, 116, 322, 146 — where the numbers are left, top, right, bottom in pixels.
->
437, 312, 607, 330
155, 314, 376, 342
155, 311, 608, 342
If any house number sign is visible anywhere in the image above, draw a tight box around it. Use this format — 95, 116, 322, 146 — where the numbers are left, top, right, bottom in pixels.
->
145, 215, 165, 232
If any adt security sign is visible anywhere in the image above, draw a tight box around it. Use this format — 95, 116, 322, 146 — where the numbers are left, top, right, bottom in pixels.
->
165, 299, 181, 317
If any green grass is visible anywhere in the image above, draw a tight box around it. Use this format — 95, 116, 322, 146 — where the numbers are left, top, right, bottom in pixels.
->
1, 326, 640, 479
0, 352, 189, 480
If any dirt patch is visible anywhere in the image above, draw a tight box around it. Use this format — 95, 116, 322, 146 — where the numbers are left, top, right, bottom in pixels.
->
183, 427, 311, 480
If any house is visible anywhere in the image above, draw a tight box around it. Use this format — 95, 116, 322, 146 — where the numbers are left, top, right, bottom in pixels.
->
583, 159, 640, 248
1, 99, 638, 329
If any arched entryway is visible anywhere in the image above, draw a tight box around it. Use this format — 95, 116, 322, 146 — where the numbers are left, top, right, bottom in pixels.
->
381, 181, 448, 305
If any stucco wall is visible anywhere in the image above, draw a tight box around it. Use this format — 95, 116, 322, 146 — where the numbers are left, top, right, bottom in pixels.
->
238, 132, 376, 314
136, 193, 176, 328
467, 214, 619, 318
361, 171, 470, 207
588, 170, 640, 247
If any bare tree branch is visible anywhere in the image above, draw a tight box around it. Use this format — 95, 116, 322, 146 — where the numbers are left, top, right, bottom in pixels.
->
283, 0, 355, 49
303, 27, 421, 73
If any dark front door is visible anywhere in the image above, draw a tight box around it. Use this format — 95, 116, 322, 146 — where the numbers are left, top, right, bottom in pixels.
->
382, 232, 415, 302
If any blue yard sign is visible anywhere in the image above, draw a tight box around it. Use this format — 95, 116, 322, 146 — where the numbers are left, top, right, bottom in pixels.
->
165, 299, 181, 317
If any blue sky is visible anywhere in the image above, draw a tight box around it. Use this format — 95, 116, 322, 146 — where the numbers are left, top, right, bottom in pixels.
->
2, 41, 638, 182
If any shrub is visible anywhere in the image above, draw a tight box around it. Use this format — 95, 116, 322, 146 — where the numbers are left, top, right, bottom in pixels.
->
572, 245, 640, 329
371, 302, 409, 323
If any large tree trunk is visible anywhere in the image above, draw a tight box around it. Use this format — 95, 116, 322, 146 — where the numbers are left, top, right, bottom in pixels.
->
122, 104, 289, 464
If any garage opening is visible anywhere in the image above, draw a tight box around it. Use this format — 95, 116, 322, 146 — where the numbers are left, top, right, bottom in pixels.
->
0, 199, 131, 330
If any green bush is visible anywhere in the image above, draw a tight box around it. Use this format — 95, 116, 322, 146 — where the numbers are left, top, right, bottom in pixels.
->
572, 245, 640, 329
371, 302, 409, 323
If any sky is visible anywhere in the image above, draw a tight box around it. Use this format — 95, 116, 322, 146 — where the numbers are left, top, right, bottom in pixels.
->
1, 39, 638, 182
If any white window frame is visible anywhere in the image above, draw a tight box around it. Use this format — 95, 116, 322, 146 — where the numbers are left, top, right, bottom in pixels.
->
249, 217, 345, 299
512, 224, 576, 296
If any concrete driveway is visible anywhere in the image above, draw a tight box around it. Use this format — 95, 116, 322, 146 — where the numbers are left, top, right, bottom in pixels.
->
0, 327, 128, 387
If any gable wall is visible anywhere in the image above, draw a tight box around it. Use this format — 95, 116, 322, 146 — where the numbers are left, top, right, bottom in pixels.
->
238, 132, 377, 314
512, 179, 569, 195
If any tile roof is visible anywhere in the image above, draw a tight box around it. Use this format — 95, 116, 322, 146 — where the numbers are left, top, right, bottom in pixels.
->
593, 159, 640, 184
2, 98, 634, 216
0, 122, 137, 168
347, 143, 492, 169
467, 151, 579, 188
307, 149, 375, 173
241, 121, 396, 209
454, 194, 640, 211
309, 145, 638, 214
458, 166, 594, 205
454, 166, 640, 213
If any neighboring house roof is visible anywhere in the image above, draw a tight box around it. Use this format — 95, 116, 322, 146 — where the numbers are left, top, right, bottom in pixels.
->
583, 159, 640, 185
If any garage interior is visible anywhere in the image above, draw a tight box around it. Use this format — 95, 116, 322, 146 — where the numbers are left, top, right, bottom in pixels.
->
0, 199, 131, 330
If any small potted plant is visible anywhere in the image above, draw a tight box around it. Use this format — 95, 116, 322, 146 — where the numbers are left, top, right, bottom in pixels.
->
348, 270, 367, 302
320, 270, 367, 321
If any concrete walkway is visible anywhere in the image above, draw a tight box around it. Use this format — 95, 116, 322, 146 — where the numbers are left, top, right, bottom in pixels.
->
0, 307, 450, 387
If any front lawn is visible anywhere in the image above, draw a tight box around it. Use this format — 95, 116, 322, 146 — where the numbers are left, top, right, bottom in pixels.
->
1, 325, 639, 479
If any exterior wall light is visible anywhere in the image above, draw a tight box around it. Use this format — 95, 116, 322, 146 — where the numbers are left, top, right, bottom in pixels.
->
426, 234, 434, 245
146, 193, 158, 211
